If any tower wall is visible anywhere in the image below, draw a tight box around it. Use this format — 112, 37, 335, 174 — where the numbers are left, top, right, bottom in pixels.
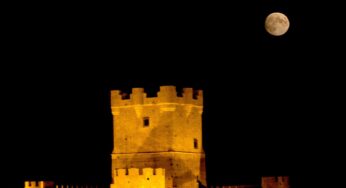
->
111, 86, 203, 154
110, 86, 205, 188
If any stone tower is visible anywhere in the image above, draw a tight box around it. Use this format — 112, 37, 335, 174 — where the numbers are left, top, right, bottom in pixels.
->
110, 86, 206, 188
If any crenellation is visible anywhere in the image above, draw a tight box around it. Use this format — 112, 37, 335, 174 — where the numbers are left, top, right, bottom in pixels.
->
117, 169, 127, 176
182, 88, 193, 103
112, 168, 167, 188
24, 181, 44, 188
143, 168, 154, 176
154, 168, 165, 176
110, 86, 203, 108
130, 88, 146, 105
114, 168, 164, 176
157, 86, 178, 103
129, 168, 139, 176
196, 89, 203, 101
110, 90, 122, 106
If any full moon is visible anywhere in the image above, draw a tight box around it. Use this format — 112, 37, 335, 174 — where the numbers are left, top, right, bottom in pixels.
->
265, 12, 290, 36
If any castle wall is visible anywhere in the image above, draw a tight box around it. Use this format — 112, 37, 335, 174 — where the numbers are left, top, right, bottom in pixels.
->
112, 152, 204, 188
25, 181, 109, 188
24, 181, 109, 188
111, 168, 166, 188
24, 181, 44, 188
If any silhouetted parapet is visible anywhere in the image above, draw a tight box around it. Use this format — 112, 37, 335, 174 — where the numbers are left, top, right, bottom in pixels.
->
182, 88, 203, 103
262, 176, 289, 188
111, 168, 166, 188
111, 86, 202, 112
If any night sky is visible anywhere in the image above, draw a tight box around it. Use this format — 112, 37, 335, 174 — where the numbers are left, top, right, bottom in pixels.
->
4, 1, 343, 187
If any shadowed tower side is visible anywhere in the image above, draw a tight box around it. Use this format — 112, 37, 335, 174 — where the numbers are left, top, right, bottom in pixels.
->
110, 86, 206, 188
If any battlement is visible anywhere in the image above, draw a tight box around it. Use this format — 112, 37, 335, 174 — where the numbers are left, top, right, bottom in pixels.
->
111, 86, 203, 108
24, 181, 44, 188
24, 181, 106, 188
115, 168, 165, 176
112, 168, 166, 188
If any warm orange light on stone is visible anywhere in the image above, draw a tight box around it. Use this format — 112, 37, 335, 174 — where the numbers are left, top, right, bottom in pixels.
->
110, 86, 206, 188
111, 168, 165, 188
24, 181, 44, 188
24, 181, 53, 188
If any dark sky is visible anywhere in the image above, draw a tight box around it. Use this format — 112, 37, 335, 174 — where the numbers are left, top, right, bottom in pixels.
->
3, 1, 343, 187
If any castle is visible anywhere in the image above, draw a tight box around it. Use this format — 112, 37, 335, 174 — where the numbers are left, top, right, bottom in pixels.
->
24, 86, 289, 188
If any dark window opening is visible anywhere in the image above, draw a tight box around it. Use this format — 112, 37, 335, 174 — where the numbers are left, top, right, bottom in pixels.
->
143, 117, 150, 127
194, 138, 198, 149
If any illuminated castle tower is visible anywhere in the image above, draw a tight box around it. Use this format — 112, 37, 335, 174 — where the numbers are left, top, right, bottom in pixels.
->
110, 86, 206, 188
